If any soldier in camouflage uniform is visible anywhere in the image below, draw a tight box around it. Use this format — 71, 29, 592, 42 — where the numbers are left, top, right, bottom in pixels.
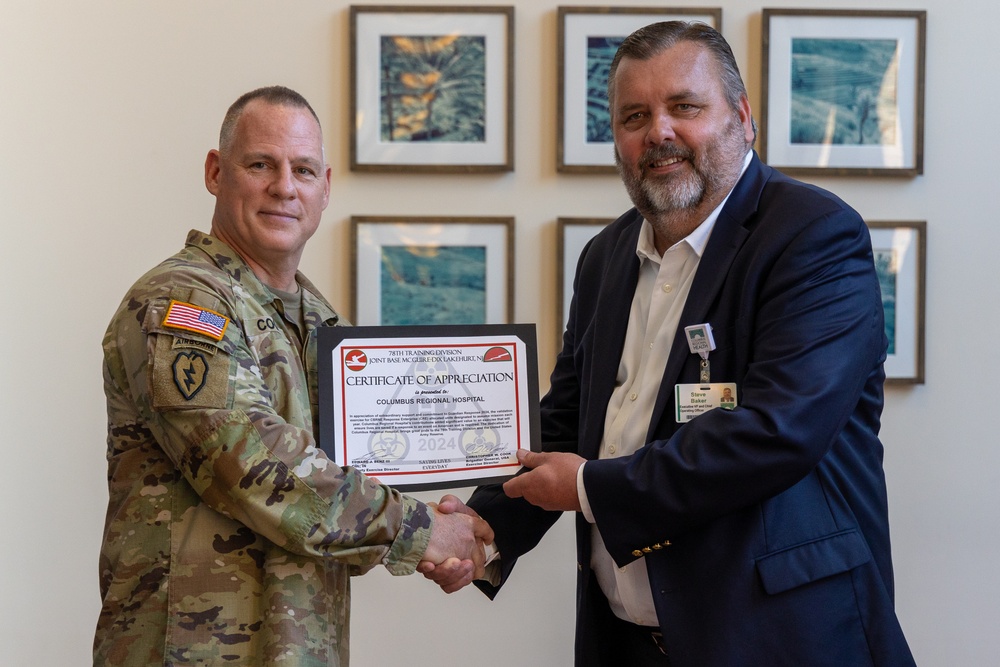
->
95, 87, 490, 666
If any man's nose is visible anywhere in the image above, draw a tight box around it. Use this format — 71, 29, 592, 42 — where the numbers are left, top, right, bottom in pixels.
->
269, 164, 296, 198
646, 113, 677, 145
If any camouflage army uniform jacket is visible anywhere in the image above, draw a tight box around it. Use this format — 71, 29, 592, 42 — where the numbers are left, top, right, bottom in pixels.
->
96, 230, 433, 666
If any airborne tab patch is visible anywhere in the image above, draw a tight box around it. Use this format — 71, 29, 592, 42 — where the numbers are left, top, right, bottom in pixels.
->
162, 300, 229, 341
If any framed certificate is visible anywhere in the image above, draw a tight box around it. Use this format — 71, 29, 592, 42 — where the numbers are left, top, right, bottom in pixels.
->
317, 324, 539, 491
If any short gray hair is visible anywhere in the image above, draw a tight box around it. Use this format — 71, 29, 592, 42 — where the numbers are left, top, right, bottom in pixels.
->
218, 86, 321, 155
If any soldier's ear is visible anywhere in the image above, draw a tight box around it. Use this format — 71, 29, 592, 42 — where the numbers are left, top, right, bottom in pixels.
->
322, 165, 331, 209
205, 150, 222, 196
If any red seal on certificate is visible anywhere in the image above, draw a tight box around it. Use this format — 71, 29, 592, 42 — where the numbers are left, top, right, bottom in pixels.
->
482, 346, 512, 362
344, 350, 368, 371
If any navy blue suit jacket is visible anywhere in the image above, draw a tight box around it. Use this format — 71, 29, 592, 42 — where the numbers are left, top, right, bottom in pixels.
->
470, 154, 914, 666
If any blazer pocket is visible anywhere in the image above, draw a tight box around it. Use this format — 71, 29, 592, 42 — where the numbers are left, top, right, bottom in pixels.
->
755, 529, 872, 595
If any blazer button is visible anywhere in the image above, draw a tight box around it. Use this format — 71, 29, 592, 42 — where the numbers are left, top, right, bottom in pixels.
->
651, 543, 662, 550
632, 549, 643, 557
642, 547, 652, 553
662, 540, 672, 547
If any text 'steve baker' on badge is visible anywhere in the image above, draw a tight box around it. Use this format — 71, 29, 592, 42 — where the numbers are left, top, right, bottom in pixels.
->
675, 322, 737, 422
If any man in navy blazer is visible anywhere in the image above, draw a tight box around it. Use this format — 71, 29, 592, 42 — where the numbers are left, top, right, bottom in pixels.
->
422, 21, 914, 666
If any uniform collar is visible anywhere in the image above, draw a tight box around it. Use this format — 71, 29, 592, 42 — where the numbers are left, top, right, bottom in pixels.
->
184, 229, 340, 327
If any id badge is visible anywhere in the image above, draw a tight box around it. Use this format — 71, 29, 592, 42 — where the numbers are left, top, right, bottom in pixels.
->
674, 383, 738, 423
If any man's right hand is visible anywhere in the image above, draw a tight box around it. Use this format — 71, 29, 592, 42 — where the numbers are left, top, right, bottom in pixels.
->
419, 495, 494, 593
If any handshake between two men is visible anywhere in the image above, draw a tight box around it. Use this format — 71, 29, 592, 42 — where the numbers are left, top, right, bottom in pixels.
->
419, 449, 587, 593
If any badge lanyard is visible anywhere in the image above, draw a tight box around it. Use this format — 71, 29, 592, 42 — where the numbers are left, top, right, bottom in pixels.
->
675, 323, 737, 423
683, 323, 716, 388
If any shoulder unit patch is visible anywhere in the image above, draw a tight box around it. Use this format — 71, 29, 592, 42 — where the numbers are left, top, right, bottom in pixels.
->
172, 351, 209, 400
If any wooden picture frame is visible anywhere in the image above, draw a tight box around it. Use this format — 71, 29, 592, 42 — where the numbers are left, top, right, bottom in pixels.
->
351, 216, 514, 325
761, 9, 926, 176
867, 220, 926, 384
557, 6, 722, 173
350, 5, 514, 172
556, 217, 612, 346
555, 218, 926, 383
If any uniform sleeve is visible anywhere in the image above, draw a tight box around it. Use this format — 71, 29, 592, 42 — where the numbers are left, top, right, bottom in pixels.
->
105, 286, 432, 575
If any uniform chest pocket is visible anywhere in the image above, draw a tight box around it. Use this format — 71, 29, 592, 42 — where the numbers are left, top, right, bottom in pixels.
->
245, 320, 310, 408
246, 325, 300, 368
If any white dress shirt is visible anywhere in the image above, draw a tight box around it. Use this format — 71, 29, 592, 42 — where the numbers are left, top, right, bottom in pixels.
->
576, 153, 749, 626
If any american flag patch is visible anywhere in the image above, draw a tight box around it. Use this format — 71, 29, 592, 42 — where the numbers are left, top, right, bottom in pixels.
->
162, 300, 229, 341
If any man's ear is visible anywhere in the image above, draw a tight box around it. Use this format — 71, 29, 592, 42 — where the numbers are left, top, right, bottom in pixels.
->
738, 96, 755, 145
322, 165, 332, 209
205, 149, 222, 196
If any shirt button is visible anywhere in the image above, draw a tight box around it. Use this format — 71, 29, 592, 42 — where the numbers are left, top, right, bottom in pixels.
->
609, 444, 618, 455
662, 283, 673, 293
649, 342, 654, 349
629, 392, 638, 401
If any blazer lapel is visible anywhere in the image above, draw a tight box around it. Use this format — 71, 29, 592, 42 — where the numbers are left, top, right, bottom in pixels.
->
646, 154, 769, 435
580, 215, 642, 460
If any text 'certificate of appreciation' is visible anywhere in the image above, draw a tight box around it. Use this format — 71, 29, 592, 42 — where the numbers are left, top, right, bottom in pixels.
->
318, 324, 540, 491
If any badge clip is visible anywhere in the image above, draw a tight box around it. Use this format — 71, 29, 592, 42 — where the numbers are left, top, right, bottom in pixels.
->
684, 324, 716, 389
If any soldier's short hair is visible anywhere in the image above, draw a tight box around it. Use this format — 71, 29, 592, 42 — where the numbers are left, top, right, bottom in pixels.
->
219, 86, 321, 156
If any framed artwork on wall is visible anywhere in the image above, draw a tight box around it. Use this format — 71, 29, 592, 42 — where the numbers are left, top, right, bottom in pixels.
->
557, 6, 722, 173
554, 218, 927, 383
351, 216, 514, 326
867, 221, 926, 384
761, 9, 926, 176
350, 5, 514, 173
556, 217, 612, 345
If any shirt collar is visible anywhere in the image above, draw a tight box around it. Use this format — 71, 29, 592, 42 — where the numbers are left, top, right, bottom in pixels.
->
635, 150, 752, 262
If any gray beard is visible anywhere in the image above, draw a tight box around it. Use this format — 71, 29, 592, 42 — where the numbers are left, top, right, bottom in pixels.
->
642, 164, 705, 212
615, 118, 748, 220
616, 144, 705, 217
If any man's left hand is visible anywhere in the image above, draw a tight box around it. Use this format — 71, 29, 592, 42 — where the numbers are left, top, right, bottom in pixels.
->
503, 450, 585, 512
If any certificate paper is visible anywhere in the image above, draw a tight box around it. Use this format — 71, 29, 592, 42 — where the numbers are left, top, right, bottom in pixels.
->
318, 325, 539, 491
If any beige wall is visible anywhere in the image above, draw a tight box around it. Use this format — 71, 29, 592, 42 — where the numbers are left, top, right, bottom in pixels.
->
2, 1, 995, 664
